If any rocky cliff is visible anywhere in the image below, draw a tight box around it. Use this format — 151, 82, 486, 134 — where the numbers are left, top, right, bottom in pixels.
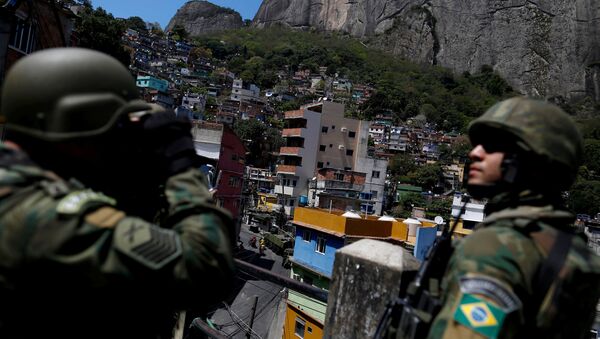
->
253, 0, 600, 101
166, 1, 243, 37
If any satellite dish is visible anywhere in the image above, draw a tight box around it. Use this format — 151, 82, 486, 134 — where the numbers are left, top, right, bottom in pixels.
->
435, 216, 444, 225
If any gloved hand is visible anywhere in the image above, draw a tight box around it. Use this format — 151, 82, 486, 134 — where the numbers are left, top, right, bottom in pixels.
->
141, 110, 200, 180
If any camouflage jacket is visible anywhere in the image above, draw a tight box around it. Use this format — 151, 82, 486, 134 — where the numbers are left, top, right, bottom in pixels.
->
0, 142, 235, 338
428, 193, 600, 339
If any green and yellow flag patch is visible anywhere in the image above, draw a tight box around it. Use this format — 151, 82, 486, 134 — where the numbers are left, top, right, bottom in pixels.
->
453, 294, 506, 338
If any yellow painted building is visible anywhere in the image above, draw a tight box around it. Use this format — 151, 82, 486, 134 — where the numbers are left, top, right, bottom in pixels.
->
283, 305, 324, 339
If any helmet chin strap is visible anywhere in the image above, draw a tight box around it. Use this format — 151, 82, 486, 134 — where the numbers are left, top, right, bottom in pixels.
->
466, 153, 520, 200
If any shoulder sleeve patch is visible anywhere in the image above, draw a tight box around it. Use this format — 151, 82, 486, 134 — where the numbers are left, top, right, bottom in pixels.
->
113, 220, 182, 270
85, 207, 126, 229
459, 275, 522, 312
56, 190, 116, 215
453, 294, 507, 339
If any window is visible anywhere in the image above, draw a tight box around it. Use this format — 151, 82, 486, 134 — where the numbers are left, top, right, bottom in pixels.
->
344, 167, 352, 171
319, 145, 326, 151
289, 199, 295, 207
348, 131, 356, 138
303, 276, 314, 286
346, 149, 354, 156
329, 144, 333, 148
302, 230, 311, 242
308, 327, 313, 334
293, 273, 301, 281
331, 125, 335, 130
322, 126, 328, 133
292, 180, 297, 187
463, 220, 477, 230
9, 17, 36, 54
316, 237, 326, 254
228, 177, 240, 187
371, 190, 378, 199
372, 171, 380, 179
295, 318, 306, 338
317, 162, 324, 168
334, 173, 344, 181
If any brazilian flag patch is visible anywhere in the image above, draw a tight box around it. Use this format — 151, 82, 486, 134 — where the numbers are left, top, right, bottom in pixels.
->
453, 294, 506, 338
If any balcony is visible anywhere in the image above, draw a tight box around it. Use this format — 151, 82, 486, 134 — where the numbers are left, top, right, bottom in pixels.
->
311, 180, 364, 192
282, 128, 303, 137
279, 146, 303, 156
274, 185, 296, 196
284, 110, 305, 119
276, 164, 298, 175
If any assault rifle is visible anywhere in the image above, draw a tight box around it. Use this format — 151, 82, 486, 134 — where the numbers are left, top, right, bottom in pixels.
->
374, 195, 471, 339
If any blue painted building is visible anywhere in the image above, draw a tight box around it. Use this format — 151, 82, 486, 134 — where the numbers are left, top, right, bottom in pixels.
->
136, 75, 169, 93
292, 225, 344, 278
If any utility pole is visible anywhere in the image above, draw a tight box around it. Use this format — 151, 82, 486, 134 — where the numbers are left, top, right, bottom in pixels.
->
247, 295, 259, 339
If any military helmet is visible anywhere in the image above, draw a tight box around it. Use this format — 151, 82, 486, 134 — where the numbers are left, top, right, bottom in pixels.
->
468, 96, 583, 190
1, 47, 151, 141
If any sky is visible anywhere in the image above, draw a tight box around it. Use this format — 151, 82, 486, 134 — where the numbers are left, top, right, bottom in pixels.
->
92, 0, 263, 29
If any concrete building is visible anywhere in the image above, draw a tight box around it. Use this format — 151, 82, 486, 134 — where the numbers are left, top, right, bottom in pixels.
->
230, 78, 260, 102
450, 192, 486, 237
181, 92, 206, 113
308, 168, 366, 212
276, 101, 388, 217
276, 105, 322, 216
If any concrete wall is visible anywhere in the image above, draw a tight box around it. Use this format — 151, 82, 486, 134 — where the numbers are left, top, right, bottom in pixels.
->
323, 239, 420, 338
317, 101, 359, 171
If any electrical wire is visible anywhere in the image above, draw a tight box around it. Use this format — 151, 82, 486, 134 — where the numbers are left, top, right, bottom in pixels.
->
223, 302, 262, 339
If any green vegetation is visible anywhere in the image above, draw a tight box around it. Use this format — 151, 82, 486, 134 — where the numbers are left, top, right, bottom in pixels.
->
233, 119, 284, 168
193, 27, 516, 132
71, 2, 131, 66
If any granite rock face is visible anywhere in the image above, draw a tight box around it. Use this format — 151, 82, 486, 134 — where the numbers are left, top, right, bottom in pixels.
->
166, 1, 243, 37
254, 0, 600, 100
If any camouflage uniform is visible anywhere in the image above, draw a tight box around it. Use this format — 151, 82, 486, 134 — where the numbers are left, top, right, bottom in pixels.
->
428, 192, 600, 338
0, 142, 235, 338
428, 97, 600, 338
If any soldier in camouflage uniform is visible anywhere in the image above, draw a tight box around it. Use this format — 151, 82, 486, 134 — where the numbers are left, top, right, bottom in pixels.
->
0, 48, 235, 338
428, 97, 600, 338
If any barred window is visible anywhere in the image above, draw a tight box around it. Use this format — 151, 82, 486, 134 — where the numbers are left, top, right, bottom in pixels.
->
9, 17, 36, 54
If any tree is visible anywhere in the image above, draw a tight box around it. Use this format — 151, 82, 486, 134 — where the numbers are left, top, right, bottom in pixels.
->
171, 24, 188, 41
389, 153, 417, 177
124, 16, 147, 32
409, 164, 443, 191
233, 119, 282, 168
392, 192, 426, 218
583, 139, 600, 175
74, 6, 131, 66
568, 180, 600, 216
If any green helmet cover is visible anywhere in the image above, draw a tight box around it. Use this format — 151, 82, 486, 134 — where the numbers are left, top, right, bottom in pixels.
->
1, 47, 151, 141
468, 96, 583, 190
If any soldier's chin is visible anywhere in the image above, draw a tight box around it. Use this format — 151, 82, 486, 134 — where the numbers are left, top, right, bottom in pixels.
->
466, 183, 502, 200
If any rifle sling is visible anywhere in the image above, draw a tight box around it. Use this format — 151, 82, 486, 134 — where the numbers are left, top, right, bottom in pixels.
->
530, 227, 573, 324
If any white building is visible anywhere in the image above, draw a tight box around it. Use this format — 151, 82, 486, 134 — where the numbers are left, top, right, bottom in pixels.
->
231, 78, 260, 102
276, 101, 388, 216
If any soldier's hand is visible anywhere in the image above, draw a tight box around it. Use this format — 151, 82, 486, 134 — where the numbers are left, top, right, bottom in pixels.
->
142, 111, 200, 180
